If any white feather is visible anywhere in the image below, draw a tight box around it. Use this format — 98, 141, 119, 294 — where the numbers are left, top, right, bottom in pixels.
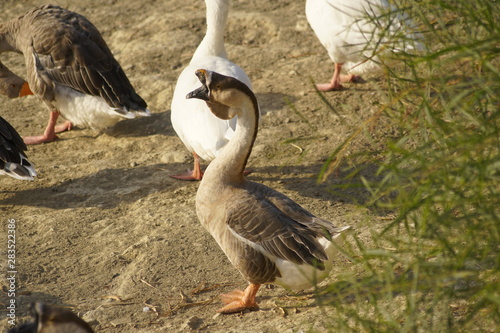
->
306, 0, 423, 75
53, 85, 150, 129
170, 0, 252, 163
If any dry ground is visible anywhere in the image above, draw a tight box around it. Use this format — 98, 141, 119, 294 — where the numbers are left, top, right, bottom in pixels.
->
0, 0, 388, 331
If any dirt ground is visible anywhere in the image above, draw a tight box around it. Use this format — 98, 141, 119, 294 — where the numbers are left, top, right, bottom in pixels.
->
0, 0, 388, 331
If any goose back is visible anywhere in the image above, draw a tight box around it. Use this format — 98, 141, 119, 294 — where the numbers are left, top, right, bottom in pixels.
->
1, 5, 147, 113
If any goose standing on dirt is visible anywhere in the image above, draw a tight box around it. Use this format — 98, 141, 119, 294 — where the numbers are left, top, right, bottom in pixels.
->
0, 4, 149, 144
7, 302, 94, 333
170, 0, 252, 180
306, 0, 423, 91
188, 69, 351, 313
0, 116, 36, 180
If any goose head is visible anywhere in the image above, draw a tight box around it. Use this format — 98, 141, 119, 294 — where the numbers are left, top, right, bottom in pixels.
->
186, 69, 255, 120
0, 61, 32, 98
7, 302, 94, 333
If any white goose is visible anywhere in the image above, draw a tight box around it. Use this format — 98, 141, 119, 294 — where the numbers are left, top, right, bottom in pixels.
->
0, 116, 36, 180
306, 0, 423, 91
0, 5, 149, 144
170, 0, 252, 180
188, 69, 351, 313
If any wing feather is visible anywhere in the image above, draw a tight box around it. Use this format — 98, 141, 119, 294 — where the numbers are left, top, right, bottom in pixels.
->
225, 182, 339, 269
0, 117, 36, 180
22, 5, 147, 111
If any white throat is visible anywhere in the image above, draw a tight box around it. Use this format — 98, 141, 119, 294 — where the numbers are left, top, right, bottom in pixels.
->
192, 0, 229, 60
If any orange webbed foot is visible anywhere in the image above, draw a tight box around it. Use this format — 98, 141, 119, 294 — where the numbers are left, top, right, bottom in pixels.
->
169, 169, 204, 181
170, 152, 204, 181
54, 120, 73, 133
220, 289, 245, 304
23, 134, 58, 145
341, 73, 363, 84
217, 284, 261, 314
315, 82, 344, 91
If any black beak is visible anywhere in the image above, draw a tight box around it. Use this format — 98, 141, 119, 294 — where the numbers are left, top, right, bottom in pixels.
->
186, 84, 209, 101
186, 69, 210, 101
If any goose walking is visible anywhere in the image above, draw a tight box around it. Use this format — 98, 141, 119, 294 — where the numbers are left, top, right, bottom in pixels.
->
188, 69, 351, 313
306, 0, 423, 91
7, 302, 94, 333
0, 116, 36, 180
0, 5, 149, 144
170, 0, 252, 180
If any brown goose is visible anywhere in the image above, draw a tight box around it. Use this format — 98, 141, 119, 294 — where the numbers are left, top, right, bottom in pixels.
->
187, 69, 351, 314
7, 302, 93, 333
0, 60, 32, 98
0, 116, 36, 180
0, 4, 149, 144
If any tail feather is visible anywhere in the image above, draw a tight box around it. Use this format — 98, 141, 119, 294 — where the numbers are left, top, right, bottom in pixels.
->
0, 116, 37, 181
1, 161, 37, 180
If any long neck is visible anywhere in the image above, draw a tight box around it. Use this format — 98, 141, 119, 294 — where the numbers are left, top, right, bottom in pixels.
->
203, 95, 259, 185
192, 0, 229, 60
0, 21, 20, 53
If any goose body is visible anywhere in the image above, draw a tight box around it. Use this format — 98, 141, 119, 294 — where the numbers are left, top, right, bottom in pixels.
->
188, 69, 351, 313
0, 116, 36, 180
7, 302, 93, 333
306, 0, 422, 90
170, 0, 252, 180
0, 5, 149, 144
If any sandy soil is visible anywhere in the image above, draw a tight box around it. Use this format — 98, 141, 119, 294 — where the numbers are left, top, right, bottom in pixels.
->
0, 0, 388, 331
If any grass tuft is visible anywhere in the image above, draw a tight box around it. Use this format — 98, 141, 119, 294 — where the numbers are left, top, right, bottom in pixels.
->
318, 0, 500, 331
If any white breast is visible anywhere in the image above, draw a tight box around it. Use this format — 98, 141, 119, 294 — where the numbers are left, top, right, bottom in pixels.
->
53, 85, 137, 129
171, 56, 250, 162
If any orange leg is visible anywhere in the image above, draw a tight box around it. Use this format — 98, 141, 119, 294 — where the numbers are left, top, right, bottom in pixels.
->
19, 84, 71, 133
23, 111, 62, 145
217, 283, 261, 314
54, 120, 73, 133
170, 152, 252, 181
316, 63, 361, 92
169, 152, 204, 181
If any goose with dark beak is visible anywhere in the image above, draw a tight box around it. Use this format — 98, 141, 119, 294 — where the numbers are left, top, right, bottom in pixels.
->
187, 69, 352, 314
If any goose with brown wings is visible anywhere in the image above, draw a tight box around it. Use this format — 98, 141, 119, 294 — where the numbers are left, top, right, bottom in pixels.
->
187, 69, 351, 313
0, 4, 149, 144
